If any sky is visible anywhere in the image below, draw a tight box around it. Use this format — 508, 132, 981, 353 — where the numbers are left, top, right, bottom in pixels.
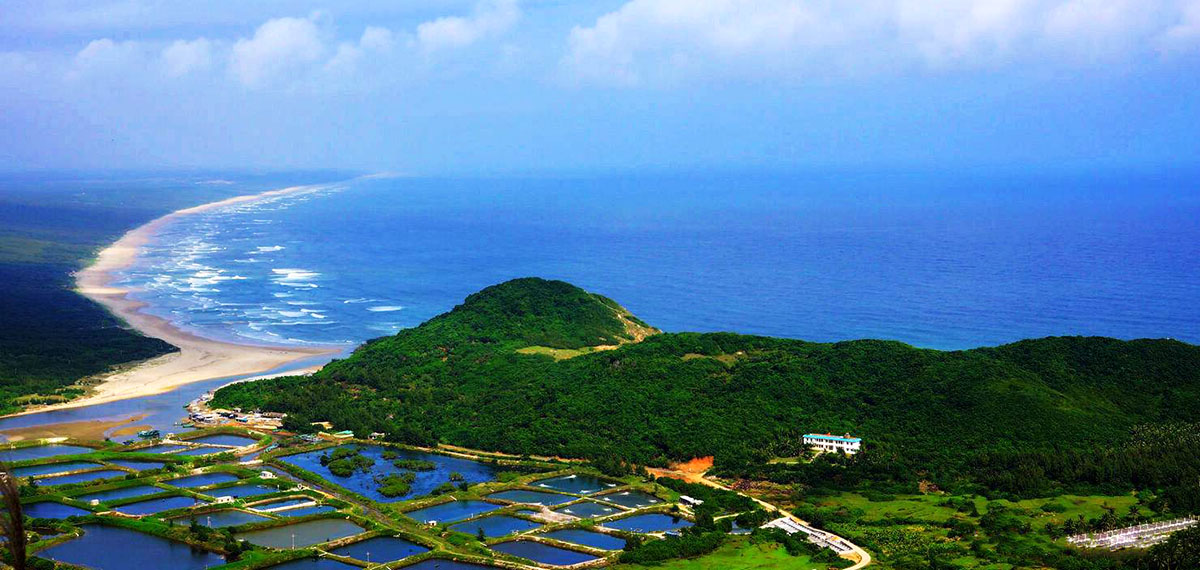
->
2, 0, 1200, 174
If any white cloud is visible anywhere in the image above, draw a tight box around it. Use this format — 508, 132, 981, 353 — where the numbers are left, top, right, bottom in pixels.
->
564, 0, 1200, 86
70, 38, 143, 78
1157, 0, 1200, 53
230, 13, 327, 87
416, 0, 520, 52
326, 26, 396, 73
162, 38, 213, 77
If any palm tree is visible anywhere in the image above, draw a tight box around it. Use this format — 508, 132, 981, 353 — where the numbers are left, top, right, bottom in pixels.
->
0, 461, 27, 570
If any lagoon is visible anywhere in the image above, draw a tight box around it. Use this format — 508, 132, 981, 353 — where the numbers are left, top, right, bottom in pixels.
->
268, 558, 361, 570
0, 444, 93, 462
76, 485, 163, 503
487, 489, 574, 506
22, 502, 91, 519
168, 472, 240, 488
186, 433, 260, 447
553, 500, 621, 519
604, 513, 693, 533
39, 469, 127, 485
207, 483, 279, 499
277, 505, 337, 517
173, 509, 272, 528
533, 474, 616, 495
595, 490, 662, 508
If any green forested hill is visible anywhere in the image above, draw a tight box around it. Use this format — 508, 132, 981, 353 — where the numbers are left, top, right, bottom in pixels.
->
212, 278, 1200, 498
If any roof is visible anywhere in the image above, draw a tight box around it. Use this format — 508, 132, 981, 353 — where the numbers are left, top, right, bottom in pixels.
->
804, 434, 862, 443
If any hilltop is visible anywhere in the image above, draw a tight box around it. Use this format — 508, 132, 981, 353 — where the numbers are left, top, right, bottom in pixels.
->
213, 278, 1200, 498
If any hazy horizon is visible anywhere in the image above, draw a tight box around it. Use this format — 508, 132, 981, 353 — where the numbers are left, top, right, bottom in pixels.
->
3, 1, 1199, 174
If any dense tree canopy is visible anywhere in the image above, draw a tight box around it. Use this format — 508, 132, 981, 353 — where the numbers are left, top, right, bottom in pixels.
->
213, 278, 1200, 498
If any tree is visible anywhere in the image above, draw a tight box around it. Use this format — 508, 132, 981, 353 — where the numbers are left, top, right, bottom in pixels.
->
0, 462, 28, 570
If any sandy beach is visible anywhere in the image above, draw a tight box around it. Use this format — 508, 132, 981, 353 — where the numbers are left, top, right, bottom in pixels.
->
9, 184, 341, 417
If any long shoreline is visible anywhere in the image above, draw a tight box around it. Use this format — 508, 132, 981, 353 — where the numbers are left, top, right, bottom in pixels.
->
6, 184, 343, 418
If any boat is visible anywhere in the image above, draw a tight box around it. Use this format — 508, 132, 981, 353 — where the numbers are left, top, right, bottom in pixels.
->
137, 429, 161, 439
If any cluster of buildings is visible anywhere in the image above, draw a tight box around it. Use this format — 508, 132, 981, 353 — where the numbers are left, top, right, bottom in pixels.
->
184, 391, 286, 430
1068, 517, 1198, 550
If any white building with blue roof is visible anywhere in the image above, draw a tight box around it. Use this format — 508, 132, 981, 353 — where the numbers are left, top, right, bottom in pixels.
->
803, 433, 862, 455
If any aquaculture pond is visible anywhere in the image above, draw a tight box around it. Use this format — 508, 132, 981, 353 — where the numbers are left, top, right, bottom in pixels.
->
113, 495, 208, 515
449, 515, 541, 538
39, 469, 127, 485
185, 433, 260, 447
253, 498, 316, 511
106, 459, 166, 471
173, 509, 272, 528
167, 471, 241, 488
14, 461, 102, 478
277, 505, 337, 517
533, 474, 618, 495
175, 446, 227, 457
329, 536, 429, 562
595, 490, 663, 508
280, 445, 498, 502
492, 540, 600, 566
206, 483, 280, 499
76, 485, 163, 503
487, 489, 575, 506
36, 524, 226, 570
404, 560, 500, 570
539, 528, 627, 550
405, 500, 501, 524
129, 444, 188, 454
235, 518, 365, 548
268, 558, 361, 570
553, 500, 621, 519
22, 502, 91, 519
604, 513, 693, 533
0, 444, 94, 462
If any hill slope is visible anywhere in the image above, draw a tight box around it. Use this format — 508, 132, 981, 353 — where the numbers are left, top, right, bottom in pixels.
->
213, 278, 1200, 496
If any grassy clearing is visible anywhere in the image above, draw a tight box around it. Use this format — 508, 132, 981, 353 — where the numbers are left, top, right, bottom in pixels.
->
613, 539, 830, 570
516, 345, 614, 360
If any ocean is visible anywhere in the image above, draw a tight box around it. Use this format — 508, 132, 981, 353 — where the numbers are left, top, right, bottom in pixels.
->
118, 169, 1200, 351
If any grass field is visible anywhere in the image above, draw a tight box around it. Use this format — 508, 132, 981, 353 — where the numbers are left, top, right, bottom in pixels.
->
612, 538, 832, 570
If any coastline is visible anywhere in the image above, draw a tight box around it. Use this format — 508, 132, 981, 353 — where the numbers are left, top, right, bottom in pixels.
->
7, 184, 342, 418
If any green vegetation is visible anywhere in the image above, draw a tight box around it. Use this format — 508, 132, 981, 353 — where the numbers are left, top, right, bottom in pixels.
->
319, 447, 375, 477
376, 472, 415, 497
213, 279, 1200, 504
613, 537, 839, 570
393, 459, 436, 471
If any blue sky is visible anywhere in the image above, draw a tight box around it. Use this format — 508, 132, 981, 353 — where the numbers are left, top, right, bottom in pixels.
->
2, 0, 1199, 174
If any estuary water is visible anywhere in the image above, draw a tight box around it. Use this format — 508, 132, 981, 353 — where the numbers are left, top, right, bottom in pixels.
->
115, 170, 1200, 351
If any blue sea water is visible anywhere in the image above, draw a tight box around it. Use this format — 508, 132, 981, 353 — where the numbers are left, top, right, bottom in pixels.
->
114, 170, 1199, 351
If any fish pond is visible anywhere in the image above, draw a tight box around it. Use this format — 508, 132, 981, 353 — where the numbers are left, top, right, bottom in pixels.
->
76, 485, 163, 503
39, 469, 128, 485
106, 459, 166, 471
207, 483, 280, 499
0, 444, 94, 462
175, 446, 227, 457
595, 490, 663, 508
533, 474, 618, 495
449, 515, 541, 538
553, 500, 621, 519
405, 500, 501, 524
185, 433, 260, 447
129, 444, 188, 454
279, 445, 497, 502
404, 560, 501, 570
328, 536, 429, 562
487, 489, 574, 506
492, 540, 600, 566
114, 495, 208, 515
277, 505, 338, 517
14, 461, 102, 478
236, 518, 365, 548
168, 471, 241, 488
604, 513, 693, 533
267, 558, 361, 570
539, 528, 627, 550
22, 502, 91, 519
36, 524, 226, 570
253, 498, 316, 511
173, 509, 272, 528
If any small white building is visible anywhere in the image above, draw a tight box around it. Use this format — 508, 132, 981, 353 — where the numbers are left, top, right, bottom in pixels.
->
680, 495, 703, 506
803, 433, 862, 455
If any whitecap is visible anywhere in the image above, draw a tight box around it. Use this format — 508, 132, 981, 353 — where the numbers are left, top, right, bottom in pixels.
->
367, 306, 403, 312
